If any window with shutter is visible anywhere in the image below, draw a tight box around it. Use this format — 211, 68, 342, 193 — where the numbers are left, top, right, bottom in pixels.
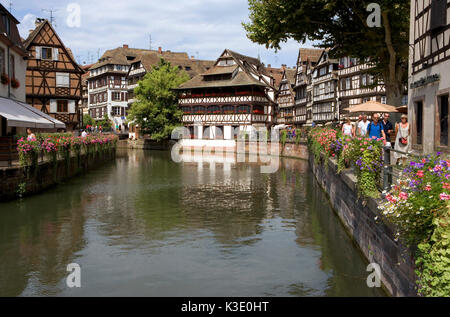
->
50, 100, 57, 113
53, 48, 59, 61
431, 0, 447, 31
35, 46, 41, 59
69, 100, 76, 113
56, 73, 70, 87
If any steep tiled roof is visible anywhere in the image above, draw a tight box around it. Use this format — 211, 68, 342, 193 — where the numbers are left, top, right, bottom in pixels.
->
299, 48, 324, 64
177, 49, 270, 90
265, 67, 284, 89
177, 70, 266, 90
285, 69, 297, 84
0, 4, 27, 56
132, 51, 214, 79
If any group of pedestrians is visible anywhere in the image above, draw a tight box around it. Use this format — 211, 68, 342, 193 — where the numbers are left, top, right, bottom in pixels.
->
340, 113, 411, 164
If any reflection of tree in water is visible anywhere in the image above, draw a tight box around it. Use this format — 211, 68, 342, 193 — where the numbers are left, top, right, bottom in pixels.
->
0, 187, 88, 296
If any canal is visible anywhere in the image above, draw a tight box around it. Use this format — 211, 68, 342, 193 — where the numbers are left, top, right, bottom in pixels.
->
0, 150, 384, 297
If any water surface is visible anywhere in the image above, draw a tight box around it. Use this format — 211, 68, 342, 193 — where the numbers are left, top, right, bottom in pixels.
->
0, 150, 383, 296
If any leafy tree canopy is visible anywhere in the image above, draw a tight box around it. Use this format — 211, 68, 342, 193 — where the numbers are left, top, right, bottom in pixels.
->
82, 114, 96, 129
127, 59, 190, 141
243, 0, 410, 105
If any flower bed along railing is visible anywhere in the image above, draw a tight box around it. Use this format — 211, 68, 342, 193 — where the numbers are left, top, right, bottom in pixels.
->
308, 126, 450, 297
16, 135, 118, 170
308, 127, 383, 198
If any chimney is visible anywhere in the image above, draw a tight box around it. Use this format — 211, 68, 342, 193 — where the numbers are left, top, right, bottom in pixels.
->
123, 44, 129, 49
35, 18, 44, 27
158, 47, 162, 54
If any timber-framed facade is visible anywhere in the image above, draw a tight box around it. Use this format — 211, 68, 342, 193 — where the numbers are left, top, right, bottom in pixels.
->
409, 0, 450, 154
293, 48, 323, 126
24, 19, 84, 131
275, 68, 296, 126
338, 56, 386, 120
311, 50, 339, 124
175, 49, 276, 140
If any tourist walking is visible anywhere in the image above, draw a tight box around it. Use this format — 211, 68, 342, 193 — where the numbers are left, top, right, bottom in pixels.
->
394, 115, 411, 165
382, 113, 394, 147
367, 114, 386, 142
358, 115, 370, 137
341, 118, 355, 137
26, 128, 36, 142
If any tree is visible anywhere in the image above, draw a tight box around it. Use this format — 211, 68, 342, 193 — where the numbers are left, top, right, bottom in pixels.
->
82, 114, 95, 129
243, 0, 410, 106
98, 113, 112, 131
127, 58, 190, 141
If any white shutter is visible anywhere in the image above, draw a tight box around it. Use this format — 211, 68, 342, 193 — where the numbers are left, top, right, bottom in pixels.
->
35, 46, 41, 59
50, 100, 57, 113
53, 48, 59, 61
69, 100, 76, 114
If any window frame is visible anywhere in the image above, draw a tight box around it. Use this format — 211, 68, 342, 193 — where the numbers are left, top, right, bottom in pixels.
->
57, 100, 69, 113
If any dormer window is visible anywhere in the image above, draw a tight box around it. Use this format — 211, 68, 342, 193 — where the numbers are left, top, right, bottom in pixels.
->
2, 14, 10, 36
217, 59, 236, 66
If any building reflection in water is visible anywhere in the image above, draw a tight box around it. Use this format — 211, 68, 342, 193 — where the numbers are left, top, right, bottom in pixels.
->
0, 150, 384, 297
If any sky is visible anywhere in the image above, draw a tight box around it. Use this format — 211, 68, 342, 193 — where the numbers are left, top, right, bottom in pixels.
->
4, 0, 313, 68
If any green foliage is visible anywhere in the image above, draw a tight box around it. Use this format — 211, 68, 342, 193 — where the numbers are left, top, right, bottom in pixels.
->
416, 210, 450, 297
281, 130, 287, 147
98, 113, 112, 131
243, 0, 410, 105
379, 155, 450, 296
16, 182, 26, 199
83, 114, 96, 129
127, 58, 190, 141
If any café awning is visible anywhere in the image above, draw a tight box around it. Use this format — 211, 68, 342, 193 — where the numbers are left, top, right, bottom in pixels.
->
0, 97, 66, 129
343, 100, 400, 114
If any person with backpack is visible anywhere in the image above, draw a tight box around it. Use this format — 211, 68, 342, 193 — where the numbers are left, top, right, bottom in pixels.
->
367, 113, 386, 142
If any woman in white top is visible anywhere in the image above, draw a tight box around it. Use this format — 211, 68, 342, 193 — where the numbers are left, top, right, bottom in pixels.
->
394, 115, 411, 165
26, 128, 36, 142
341, 118, 355, 137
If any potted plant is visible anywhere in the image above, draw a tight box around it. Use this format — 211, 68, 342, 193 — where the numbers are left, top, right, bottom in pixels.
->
11, 78, 20, 89
1, 73, 9, 85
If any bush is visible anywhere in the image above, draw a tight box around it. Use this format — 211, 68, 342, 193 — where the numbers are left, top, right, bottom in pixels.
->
379, 154, 450, 296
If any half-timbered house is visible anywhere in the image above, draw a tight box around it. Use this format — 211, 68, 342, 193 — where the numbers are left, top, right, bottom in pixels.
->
293, 48, 323, 126
275, 67, 296, 125
409, 0, 450, 154
338, 57, 386, 120
311, 50, 339, 123
0, 8, 65, 165
24, 19, 84, 131
175, 49, 276, 140
127, 48, 214, 105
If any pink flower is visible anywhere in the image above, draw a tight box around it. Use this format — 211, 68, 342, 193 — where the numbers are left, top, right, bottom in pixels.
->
417, 170, 424, 178
425, 185, 432, 191
440, 193, 450, 201
399, 192, 408, 200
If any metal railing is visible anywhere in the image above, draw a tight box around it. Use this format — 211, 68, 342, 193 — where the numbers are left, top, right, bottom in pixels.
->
381, 146, 420, 192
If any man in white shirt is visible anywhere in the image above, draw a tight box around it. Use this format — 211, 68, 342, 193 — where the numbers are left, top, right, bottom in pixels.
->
81, 130, 88, 138
358, 115, 370, 137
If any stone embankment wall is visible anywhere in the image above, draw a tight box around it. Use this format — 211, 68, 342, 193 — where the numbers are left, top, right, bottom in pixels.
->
309, 155, 417, 297
0, 149, 115, 201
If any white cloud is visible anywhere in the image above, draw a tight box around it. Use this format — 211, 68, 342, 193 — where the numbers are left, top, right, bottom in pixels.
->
17, 13, 36, 38
13, 0, 310, 67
